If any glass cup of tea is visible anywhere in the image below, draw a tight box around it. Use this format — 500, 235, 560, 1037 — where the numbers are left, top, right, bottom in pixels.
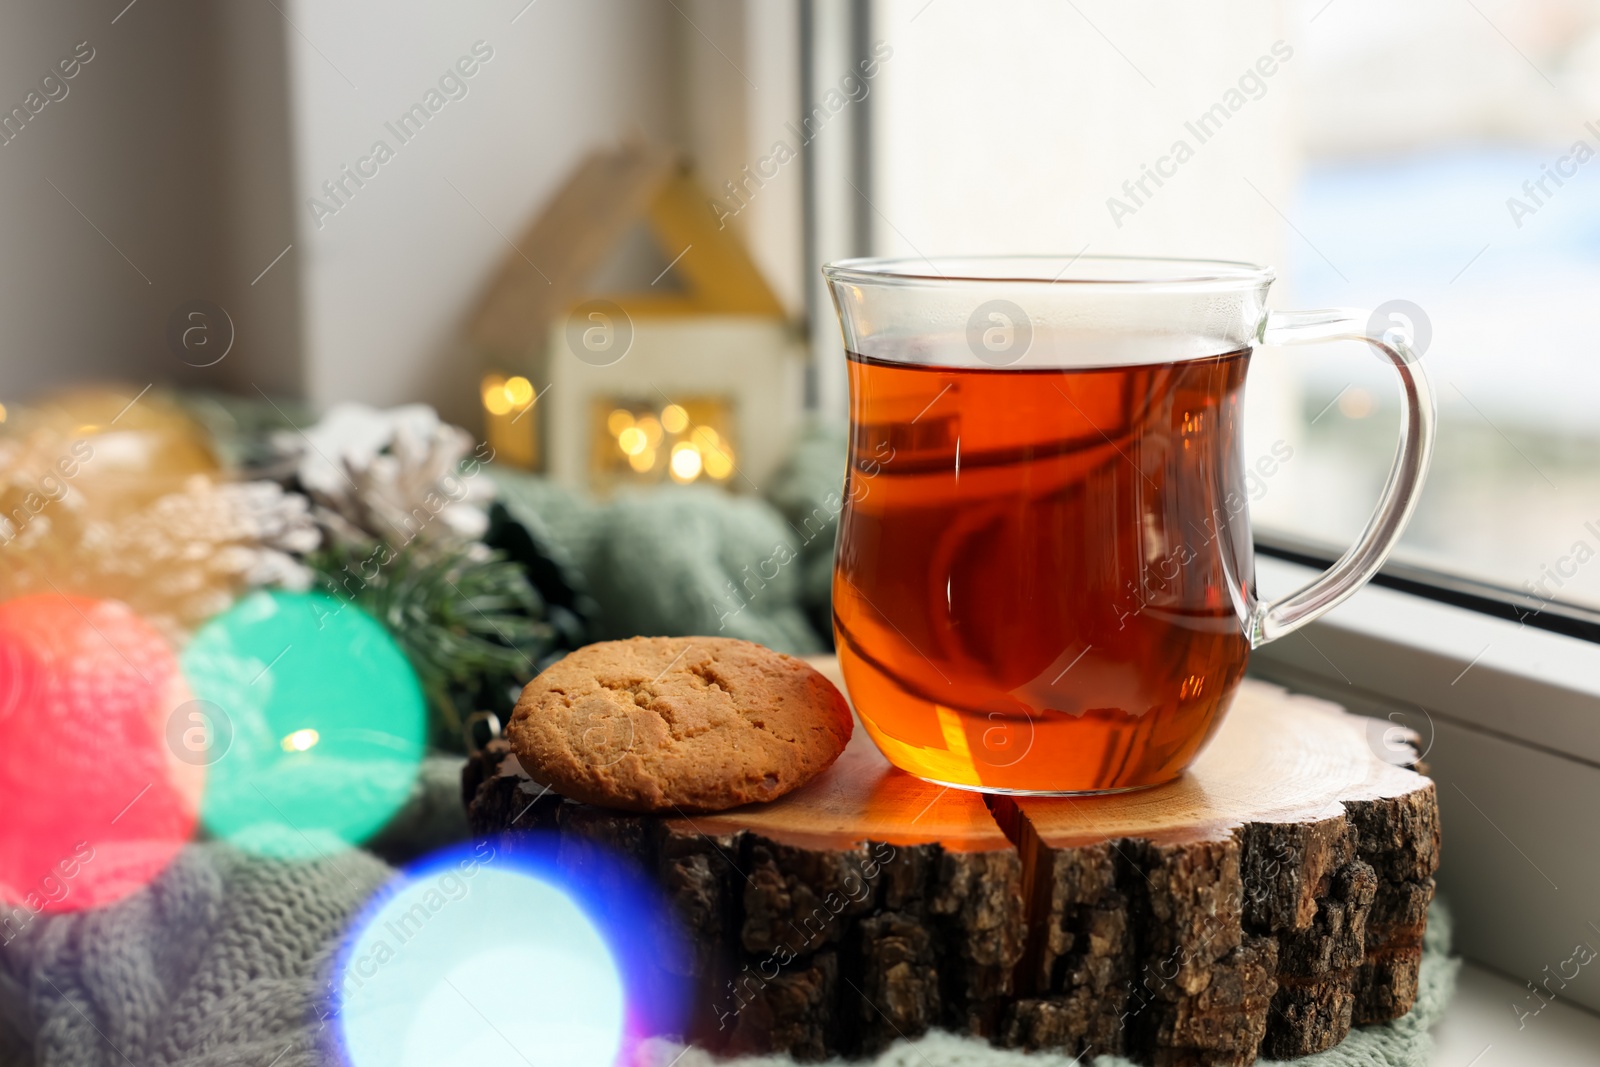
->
824, 255, 1434, 795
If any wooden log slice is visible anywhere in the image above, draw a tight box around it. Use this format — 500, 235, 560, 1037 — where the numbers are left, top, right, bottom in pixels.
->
464, 659, 1438, 1067
465, 689, 1025, 1060
992, 681, 1438, 1065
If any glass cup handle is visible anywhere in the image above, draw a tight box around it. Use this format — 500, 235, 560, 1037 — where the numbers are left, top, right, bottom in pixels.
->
1247, 308, 1437, 647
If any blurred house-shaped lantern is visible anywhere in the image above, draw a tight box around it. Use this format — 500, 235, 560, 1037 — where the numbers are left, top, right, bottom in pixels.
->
466, 139, 804, 492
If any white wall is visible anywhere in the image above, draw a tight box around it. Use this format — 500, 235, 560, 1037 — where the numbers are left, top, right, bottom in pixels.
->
284, 0, 687, 427
0, 1, 804, 424
210, 1, 303, 401
0, 1, 233, 400
684, 0, 806, 319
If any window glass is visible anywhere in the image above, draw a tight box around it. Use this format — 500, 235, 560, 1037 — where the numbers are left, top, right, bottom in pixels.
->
869, 0, 1600, 612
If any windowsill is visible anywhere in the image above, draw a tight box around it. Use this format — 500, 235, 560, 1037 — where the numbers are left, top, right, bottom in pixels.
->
1251, 555, 1600, 763
1433, 962, 1600, 1067
1249, 553, 1600, 1019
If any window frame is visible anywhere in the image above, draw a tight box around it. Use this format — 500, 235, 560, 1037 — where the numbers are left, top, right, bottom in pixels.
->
1257, 531, 1600, 647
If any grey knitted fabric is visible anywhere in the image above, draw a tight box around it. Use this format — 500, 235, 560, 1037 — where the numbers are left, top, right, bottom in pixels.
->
0, 840, 389, 1067
0, 752, 472, 1067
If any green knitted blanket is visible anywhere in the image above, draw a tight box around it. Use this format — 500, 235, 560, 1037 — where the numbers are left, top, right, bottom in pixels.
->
488, 422, 850, 657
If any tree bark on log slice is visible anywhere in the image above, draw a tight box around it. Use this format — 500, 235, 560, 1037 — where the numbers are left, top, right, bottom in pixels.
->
463, 659, 1438, 1067
992, 681, 1439, 1065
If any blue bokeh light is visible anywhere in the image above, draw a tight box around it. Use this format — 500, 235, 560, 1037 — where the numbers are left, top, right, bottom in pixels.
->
334, 838, 685, 1067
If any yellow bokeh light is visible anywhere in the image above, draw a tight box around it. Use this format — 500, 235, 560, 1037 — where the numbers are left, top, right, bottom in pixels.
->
281, 728, 321, 753
607, 408, 635, 436
637, 416, 663, 447
481, 375, 511, 416
618, 426, 648, 455
669, 442, 703, 482
628, 446, 656, 472
660, 404, 689, 434
505, 376, 534, 407
0, 402, 7, 423
690, 425, 721, 453
704, 447, 734, 480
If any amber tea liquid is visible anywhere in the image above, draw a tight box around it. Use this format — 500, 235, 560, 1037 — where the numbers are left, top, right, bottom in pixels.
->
833, 348, 1255, 793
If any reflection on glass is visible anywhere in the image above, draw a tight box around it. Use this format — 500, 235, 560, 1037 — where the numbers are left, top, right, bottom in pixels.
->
1251, 0, 1600, 612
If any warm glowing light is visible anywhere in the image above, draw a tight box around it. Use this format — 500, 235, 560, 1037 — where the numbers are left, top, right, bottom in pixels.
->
669, 442, 703, 482
689, 425, 720, 452
660, 404, 689, 434
617, 427, 648, 456
704, 447, 734, 480
281, 728, 321, 753
505, 376, 534, 407
606, 409, 635, 436
0, 402, 7, 423
481, 375, 512, 416
637, 416, 663, 447
627, 446, 656, 472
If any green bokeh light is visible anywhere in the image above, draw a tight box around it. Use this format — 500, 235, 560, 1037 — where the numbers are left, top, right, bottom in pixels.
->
181, 590, 426, 859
